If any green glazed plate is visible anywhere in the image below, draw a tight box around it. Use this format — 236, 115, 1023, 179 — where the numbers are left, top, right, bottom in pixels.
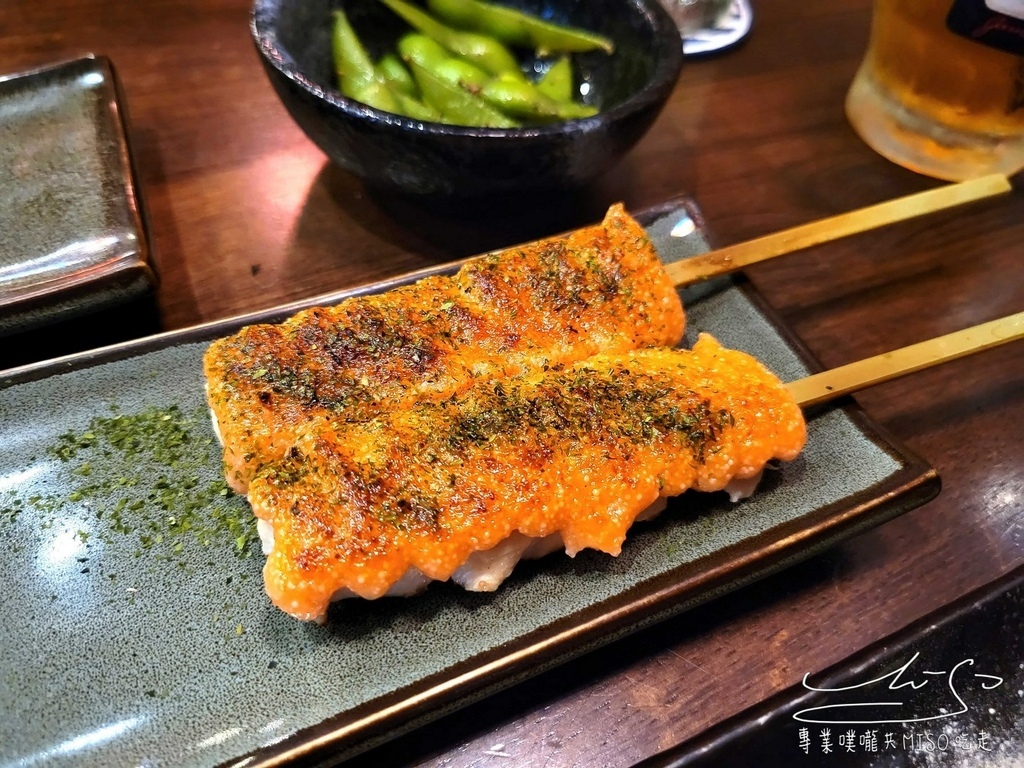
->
0, 199, 938, 767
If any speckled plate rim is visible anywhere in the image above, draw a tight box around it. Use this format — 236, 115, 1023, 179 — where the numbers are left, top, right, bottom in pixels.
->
0, 197, 940, 768
0, 54, 155, 314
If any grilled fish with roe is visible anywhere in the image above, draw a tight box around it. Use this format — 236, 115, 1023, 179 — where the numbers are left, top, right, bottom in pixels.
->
204, 204, 683, 493
248, 335, 807, 622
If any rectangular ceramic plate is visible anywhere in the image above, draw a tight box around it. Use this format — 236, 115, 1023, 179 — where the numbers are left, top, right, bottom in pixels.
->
0, 199, 938, 768
0, 55, 155, 336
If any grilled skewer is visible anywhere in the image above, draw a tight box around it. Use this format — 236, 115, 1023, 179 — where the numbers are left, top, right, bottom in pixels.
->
205, 204, 683, 493
250, 312, 1023, 622
249, 335, 806, 621
205, 175, 1011, 494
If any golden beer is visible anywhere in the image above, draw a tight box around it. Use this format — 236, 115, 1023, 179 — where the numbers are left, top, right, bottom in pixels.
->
846, 0, 1024, 180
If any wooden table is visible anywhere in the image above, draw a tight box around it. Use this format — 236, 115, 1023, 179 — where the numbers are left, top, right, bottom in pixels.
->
3, 0, 1022, 765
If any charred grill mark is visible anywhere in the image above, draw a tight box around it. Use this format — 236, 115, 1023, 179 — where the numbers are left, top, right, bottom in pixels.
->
248, 360, 320, 407
517, 240, 631, 317
228, 307, 451, 414
440, 302, 483, 346
324, 307, 440, 376
461, 492, 492, 520
302, 458, 445, 534
525, 242, 589, 312
387, 494, 442, 530
442, 366, 734, 461
463, 256, 506, 303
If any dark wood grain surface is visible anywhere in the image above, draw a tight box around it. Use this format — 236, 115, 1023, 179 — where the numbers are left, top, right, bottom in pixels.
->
2, 1, 1022, 766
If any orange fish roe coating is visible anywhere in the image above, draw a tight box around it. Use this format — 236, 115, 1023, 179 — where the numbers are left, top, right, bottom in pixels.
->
204, 204, 683, 494
248, 335, 806, 622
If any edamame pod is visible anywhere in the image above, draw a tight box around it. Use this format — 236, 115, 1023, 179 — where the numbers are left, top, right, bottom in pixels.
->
401, 36, 591, 122
393, 91, 442, 120
432, 58, 490, 92
426, 0, 614, 55
351, 74, 441, 122
379, 0, 521, 77
397, 33, 453, 70
378, 53, 417, 97
400, 34, 493, 98
401, 33, 492, 93
335, 12, 438, 121
332, 10, 377, 88
348, 79, 402, 114
536, 56, 573, 103
480, 72, 596, 121
334, 11, 401, 112
408, 60, 520, 128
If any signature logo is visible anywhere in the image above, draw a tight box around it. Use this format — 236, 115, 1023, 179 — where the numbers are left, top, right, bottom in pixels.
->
793, 652, 1004, 725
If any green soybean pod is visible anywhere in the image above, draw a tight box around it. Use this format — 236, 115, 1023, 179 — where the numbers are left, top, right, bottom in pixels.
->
334, 13, 434, 121
348, 79, 402, 114
536, 56, 573, 103
378, 53, 417, 97
332, 9, 377, 88
426, 0, 523, 40
393, 91, 442, 121
479, 76, 553, 120
432, 57, 490, 92
408, 60, 520, 127
378, 0, 520, 77
400, 33, 493, 92
397, 33, 452, 70
480, 72, 596, 121
427, 0, 614, 55
551, 98, 598, 120
332, 10, 405, 113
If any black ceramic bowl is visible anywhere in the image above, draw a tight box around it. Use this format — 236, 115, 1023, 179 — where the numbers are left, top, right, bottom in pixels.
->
251, 0, 683, 198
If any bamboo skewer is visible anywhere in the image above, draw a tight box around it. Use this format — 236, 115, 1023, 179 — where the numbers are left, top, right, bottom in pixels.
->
787, 311, 1024, 408
664, 173, 1012, 288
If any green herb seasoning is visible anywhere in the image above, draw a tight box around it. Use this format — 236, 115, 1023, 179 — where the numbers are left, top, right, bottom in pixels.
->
261, 357, 735, 536
2, 405, 255, 561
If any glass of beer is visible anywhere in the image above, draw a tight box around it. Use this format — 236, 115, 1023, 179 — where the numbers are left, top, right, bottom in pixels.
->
846, 0, 1024, 180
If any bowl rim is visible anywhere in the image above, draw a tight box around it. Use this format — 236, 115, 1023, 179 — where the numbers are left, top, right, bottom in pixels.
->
250, 0, 684, 138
